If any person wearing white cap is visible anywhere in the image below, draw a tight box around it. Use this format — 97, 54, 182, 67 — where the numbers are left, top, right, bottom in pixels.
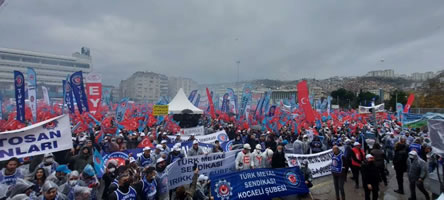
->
361, 154, 380, 200
160, 140, 171, 155
384, 131, 397, 162
351, 142, 365, 188
153, 145, 164, 164
137, 147, 154, 168
407, 150, 430, 200
155, 157, 169, 200
173, 135, 182, 144
187, 140, 204, 157
167, 146, 184, 164
235, 144, 253, 171
195, 174, 210, 200
251, 144, 265, 169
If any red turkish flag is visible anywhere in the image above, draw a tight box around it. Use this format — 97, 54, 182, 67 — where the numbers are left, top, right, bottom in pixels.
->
138, 137, 154, 148
403, 94, 415, 113
297, 81, 315, 123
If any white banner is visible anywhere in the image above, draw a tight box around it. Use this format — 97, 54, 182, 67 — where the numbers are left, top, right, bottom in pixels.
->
358, 103, 385, 114
42, 86, 50, 105
0, 115, 73, 161
285, 149, 333, 178
166, 150, 239, 189
28, 86, 37, 122
168, 130, 229, 144
180, 126, 204, 136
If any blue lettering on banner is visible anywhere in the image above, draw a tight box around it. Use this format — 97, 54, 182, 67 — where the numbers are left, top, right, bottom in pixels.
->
210, 167, 308, 200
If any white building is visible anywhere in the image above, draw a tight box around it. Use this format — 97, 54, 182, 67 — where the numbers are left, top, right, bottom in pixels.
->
0, 47, 92, 98
119, 71, 170, 103
365, 69, 395, 78
411, 72, 436, 81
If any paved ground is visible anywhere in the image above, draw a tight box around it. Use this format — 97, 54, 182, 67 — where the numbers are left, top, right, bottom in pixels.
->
304, 163, 433, 200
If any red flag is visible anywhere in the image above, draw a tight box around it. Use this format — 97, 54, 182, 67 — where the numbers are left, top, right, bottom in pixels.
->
297, 80, 315, 123
138, 136, 154, 148
403, 94, 415, 113
206, 88, 216, 119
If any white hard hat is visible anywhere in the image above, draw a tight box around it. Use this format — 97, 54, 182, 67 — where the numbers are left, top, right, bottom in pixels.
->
156, 144, 163, 150
140, 133, 145, 137
353, 142, 361, 146
198, 174, 208, 182
193, 140, 199, 144
243, 144, 251, 150
143, 147, 151, 151
255, 144, 262, 150
156, 157, 165, 164
161, 140, 167, 144
365, 154, 374, 159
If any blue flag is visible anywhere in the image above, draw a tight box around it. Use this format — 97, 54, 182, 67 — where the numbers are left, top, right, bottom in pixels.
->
93, 148, 105, 178
63, 80, 75, 114
188, 90, 197, 102
14, 71, 26, 122
70, 71, 89, 113
210, 167, 309, 200
238, 85, 252, 119
0, 95, 2, 120
194, 94, 200, 107
116, 98, 129, 122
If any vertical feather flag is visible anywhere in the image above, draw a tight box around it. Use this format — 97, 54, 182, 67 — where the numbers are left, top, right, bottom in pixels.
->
93, 148, 105, 178
70, 71, 89, 113
297, 80, 315, 123
14, 71, 25, 122
206, 88, 216, 119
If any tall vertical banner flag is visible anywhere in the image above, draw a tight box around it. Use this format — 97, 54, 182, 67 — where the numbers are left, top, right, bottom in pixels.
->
227, 88, 237, 114
206, 88, 216, 119
188, 90, 197, 102
262, 91, 271, 116
70, 71, 89, 114
63, 80, 75, 114
396, 103, 403, 122
27, 68, 37, 122
42, 86, 50, 105
238, 85, 252, 119
14, 71, 26, 122
102, 88, 112, 106
403, 94, 415, 113
194, 94, 200, 107
85, 73, 102, 114
221, 93, 230, 113
297, 80, 315, 123
0, 96, 2, 120
116, 98, 129, 122
327, 96, 332, 115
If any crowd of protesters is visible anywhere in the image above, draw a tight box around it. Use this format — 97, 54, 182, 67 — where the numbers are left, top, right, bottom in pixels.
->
0, 113, 441, 200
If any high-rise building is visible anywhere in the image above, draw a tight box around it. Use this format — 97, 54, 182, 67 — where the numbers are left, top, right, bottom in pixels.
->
365, 69, 395, 78
119, 71, 172, 102
0, 47, 92, 98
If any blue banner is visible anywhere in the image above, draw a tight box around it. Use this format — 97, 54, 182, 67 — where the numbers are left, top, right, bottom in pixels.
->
116, 98, 129, 122
0, 95, 2, 120
210, 167, 309, 200
227, 88, 237, 114
14, 71, 26, 122
221, 93, 230, 113
93, 148, 105, 178
70, 71, 89, 113
102, 87, 112, 107
194, 94, 200, 107
262, 91, 271, 116
63, 80, 75, 114
238, 85, 252, 119
188, 90, 197, 102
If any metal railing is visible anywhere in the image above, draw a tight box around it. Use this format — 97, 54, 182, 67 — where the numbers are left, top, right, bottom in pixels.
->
409, 108, 444, 114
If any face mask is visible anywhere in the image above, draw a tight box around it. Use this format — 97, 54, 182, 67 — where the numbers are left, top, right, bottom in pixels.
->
45, 158, 54, 163
108, 168, 115, 173
69, 180, 78, 186
123, 181, 130, 188
256, 149, 261, 153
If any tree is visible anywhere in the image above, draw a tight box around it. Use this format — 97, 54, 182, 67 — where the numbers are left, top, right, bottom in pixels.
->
357, 90, 379, 107
385, 90, 408, 111
331, 88, 356, 108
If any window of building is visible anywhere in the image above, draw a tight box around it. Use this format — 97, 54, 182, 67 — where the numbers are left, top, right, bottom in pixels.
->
1, 55, 20, 61
76, 63, 90, 68
59, 61, 74, 67
41, 59, 59, 65
22, 57, 40, 63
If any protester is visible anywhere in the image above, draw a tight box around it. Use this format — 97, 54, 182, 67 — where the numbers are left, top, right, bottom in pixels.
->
0, 157, 25, 187
194, 174, 212, 200
361, 154, 380, 200
138, 147, 155, 168
407, 151, 430, 200
187, 140, 205, 157
271, 144, 286, 168
41, 181, 68, 200
350, 142, 365, 188
300, 160, 313, 188
235, 144, 253, 171
46, 165, 71, 186
68, 146, 93, 173
133, 166, 157, 200
28, 168, 48, 195
37, 153, 59, 175
370, 143, 387, 185
251, 144, 265, 169
108, 172, 137, 200
331, 146, 346, 200
393, 137, 409, 194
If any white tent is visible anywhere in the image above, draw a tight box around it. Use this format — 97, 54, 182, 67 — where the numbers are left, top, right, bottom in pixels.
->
168, 88, 203, 114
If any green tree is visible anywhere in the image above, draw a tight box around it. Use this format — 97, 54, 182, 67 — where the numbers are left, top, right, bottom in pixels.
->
385, 90, 408, 111
331, 88, 356, 108
357, 90, 379, 107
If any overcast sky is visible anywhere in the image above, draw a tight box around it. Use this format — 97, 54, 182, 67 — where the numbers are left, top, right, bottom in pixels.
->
1, 1, 444, 86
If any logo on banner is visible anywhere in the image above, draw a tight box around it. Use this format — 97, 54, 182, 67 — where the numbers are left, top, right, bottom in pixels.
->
72, 75, 82, 85
29, 74, 35, 81
217, 134, 228, 142
43, 120, 59, 130
290, 159, 298, 166
285, 171, 301, 186
104, 152, 128, 166
86, 74, 101, 82
15, 74, 24, 87
214, 179, 233, 200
